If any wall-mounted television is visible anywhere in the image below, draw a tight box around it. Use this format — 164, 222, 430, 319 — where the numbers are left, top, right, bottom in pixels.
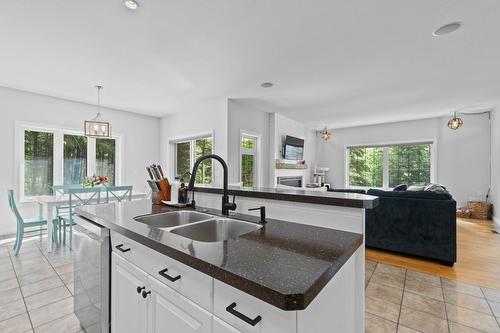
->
283, 135, 304, 160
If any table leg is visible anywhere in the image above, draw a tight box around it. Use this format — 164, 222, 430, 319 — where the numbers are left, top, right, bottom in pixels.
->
46, 204, 53, 253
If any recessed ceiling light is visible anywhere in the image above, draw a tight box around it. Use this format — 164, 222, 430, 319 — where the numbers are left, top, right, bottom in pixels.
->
124, 0, 139, 10
433, 22, 462, 36
261, 82, 274, 88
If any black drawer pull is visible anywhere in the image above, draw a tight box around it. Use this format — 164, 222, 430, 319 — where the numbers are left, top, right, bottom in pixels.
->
136, 286, 145, 294
158, 268, 181, 282
142, 290, 151, 298
115, 244, 131, 253
226, 302, 262, 326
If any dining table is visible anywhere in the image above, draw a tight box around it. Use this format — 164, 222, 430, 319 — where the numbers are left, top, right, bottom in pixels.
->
36, 192, 148, 252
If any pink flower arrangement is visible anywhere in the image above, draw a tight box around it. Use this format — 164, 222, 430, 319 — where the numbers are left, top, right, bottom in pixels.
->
85, 175, 109, 187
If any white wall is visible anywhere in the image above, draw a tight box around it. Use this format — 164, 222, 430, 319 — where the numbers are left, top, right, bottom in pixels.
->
0, 86, 160, 235
315, 116, 491, 207
160, 98, 228, 187
271, 113, 316, 186
490, 109, 499, 223
227, 99, 271, 187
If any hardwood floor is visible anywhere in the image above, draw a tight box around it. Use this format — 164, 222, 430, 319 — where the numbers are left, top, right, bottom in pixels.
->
366, 217, 500, 290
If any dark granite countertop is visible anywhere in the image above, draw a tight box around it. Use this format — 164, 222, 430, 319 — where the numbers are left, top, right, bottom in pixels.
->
76, 200, 362, 311
193, 185, 379, 209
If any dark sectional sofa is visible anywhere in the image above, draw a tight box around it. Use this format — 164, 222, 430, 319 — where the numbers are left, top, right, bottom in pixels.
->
328, 188, 457, 266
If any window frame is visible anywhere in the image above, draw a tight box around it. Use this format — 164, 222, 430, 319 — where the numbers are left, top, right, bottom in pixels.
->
344, 139, 437, 190
171, 133, 214, 185
15, 121, 122, 202
239, 130, 261, 188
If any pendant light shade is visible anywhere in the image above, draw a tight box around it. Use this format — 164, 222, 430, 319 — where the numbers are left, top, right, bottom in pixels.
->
320, 127, 331, 141
447, 112, 463, 130
85, 85, 112, 138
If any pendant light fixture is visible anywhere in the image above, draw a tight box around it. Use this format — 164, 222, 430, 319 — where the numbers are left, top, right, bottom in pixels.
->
84, 85, 112, 138
447, 112, 463, 130
320, 127, 331, 141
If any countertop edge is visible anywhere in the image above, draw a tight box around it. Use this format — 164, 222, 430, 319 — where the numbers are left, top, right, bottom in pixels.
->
193, 186, 379, 209
76, 207, 363, 311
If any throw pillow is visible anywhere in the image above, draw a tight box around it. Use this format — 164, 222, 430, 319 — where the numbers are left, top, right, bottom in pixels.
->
424, 183, 452, 199
393, 184, 408, 192
407, 185, 425, 191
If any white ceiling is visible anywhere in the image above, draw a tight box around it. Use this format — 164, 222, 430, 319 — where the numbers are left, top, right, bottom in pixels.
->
1, 0, 499, 129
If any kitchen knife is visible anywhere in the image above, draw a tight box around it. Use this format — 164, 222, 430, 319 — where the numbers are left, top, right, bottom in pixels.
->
157, 165, 165, 179
146, 167, 154, 180
150, 165, 159, 180
153, 165, 162, 180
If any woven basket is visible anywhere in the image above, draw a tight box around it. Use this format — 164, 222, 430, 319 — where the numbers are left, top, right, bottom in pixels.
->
456, 209, 471, 219
467, 201, 493, 220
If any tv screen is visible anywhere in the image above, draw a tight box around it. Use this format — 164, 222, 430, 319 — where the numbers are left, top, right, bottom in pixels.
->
283, 136, 304, 160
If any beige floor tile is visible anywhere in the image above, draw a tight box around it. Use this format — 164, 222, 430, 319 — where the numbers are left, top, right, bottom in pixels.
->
21, 277, 64, 298
406, 270, 441, 288
0, 261, 13, 274
25, 286, 71, 311
34, 313, 81, 333
399, 306, 448, 333
444, 288, 492, 314
405, 278, 444, 301
54, 263, 74, 276
0, 313, 32, 333
483, 287, 500, 303
0, 298, 27, 322
366, 282, 404, 305
402, 291, 447, 319
29, 297, 74, 328
365, 312, 397, 333
12, 257, 48, 269
375, 263, 406, 277
442, 278, 484, 298
371, 270, 406, 289
488, 300, 500, 318
449, 321, 491, 333
0, 287, 23, 306
17, 268, 57, 287
0, 268, 16, 283
446, 304, 500, 333
397, 326, 420, 333
366, 260, 378, 271
0, 278, 20, 293
365, 296, 401, 322
13, 263, 52, 278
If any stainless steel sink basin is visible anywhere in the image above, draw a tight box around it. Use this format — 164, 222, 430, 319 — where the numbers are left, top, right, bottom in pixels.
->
170, 218, 262, 242
134, 211, 213, 228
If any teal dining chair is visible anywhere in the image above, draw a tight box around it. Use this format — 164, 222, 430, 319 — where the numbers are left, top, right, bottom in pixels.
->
105, 185, 133, 203
52, 184, 83, 196
7, 189, 59, 255
57, 187, 102, 249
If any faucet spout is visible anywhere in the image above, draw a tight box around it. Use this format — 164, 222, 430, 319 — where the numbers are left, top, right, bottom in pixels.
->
188, 154, 236, 215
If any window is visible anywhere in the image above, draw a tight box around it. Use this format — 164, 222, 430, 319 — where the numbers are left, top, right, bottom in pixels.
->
96, 138, 116, 186
63, 134, 87, 185
240, 135, 258, 187
346, 142, 433, 188
18, 123, 121, 200
174, 136, 213, 184
24, 130, 54, 196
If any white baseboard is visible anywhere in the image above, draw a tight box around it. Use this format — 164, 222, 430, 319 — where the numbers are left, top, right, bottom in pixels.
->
493, 215, 500, 228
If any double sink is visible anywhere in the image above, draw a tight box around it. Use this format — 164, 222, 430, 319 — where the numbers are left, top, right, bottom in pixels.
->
134, 211, 262, 242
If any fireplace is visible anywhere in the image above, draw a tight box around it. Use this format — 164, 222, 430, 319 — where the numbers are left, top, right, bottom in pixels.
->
277, 176, 303, 188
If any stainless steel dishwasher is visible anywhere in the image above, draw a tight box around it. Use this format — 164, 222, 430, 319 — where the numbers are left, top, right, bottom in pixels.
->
74, 215, 110, 333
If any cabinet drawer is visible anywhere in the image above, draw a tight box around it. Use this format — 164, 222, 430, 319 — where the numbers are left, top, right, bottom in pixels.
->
213, 316, 242, 333
213, 280, 296, 333
111, 231, 212, 311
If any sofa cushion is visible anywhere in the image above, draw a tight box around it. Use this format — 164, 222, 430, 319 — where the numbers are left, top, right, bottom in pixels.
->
393, 184, 408, 192
367, 188, 452, 200
407, 185, 425, 191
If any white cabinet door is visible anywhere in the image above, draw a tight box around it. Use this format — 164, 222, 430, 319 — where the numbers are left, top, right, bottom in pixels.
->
213, 317, 243, 333
111, 253, 148, 333
148, 275, 212, 333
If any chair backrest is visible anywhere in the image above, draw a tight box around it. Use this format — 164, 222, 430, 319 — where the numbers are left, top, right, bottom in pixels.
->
52, 184, 83, 196
105, 185, 133, 203
7, 189, 23, 224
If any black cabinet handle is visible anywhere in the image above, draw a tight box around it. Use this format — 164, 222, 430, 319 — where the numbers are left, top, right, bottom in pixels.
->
226, 302, 262, 326
142, 290, 151, 298
158, 268, 181, 282
115, 244, 131, 253
136, 286, 145, 294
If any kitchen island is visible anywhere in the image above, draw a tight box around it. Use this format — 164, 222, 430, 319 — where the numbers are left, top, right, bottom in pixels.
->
76, 188, 377, 333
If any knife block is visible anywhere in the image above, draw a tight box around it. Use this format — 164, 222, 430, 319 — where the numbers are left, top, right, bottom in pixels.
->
155, 178, 171, 204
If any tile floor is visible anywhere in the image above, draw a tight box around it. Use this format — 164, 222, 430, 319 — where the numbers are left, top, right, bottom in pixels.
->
1, 235, 500, 333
